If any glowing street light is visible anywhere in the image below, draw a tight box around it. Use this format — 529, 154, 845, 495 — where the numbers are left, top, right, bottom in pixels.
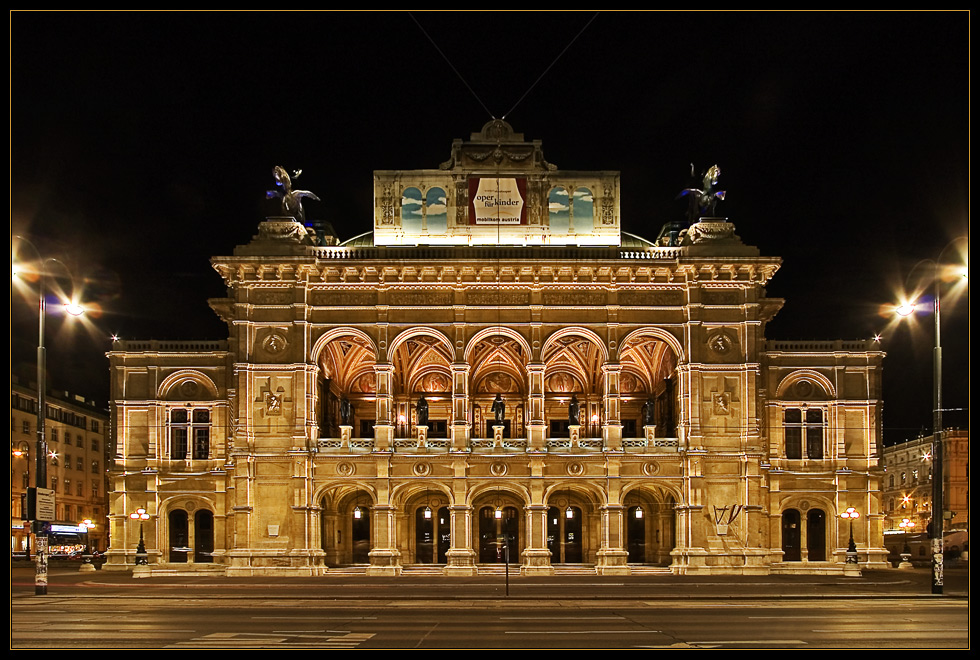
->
130, 507, 150, 567
892, 238, 968, 595
12, 235, 87, 596
840, 507, 860, 563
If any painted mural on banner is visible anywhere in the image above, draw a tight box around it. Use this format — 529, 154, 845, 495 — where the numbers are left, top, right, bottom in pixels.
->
469, 177, 527, 224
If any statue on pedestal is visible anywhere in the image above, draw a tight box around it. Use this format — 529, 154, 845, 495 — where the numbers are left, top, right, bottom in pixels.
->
340, 396, 353, 426
568, 394, 580, 426
416, 395, 429, 427
267, 166, 320, 223
491, 393, 505, 424
677, 163, 726, 223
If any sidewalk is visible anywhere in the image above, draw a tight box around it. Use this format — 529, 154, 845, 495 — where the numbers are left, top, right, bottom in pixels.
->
11, 563, 968, 601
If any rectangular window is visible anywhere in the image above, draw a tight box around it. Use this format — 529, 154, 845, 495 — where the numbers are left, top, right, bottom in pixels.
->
784, 407, 824, 459
171, 408, 210, 460
76, 434, 83, 448
171, 409, 189, 459
51, 428, 58, 442
92, 482, 99, 498
22, 420, 30, 434
91, 419, 100, 432
91, 438, 99, 452
77, 481, 84, 497
76, 457, 84, 472
91, 460, 100, 474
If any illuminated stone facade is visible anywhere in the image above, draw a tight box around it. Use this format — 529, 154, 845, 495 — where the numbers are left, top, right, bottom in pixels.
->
106, 121, 888, 575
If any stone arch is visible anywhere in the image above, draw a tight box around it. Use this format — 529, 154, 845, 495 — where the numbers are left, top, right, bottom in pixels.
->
775, 369, 837, 399
388, 327, 455, 362
618, 329, 684, 439
464, 326, 532, 363
542, 326, 609, 364
388, 328, 455, 436
157, 370, 219, 401
312, 329, 379, 439
621, 483, 678, 565
311, 327, 379, 365
319, 484, 377, 566
618, 326, 686, 364
777, 495, 836, 563
158, 495, 216, 564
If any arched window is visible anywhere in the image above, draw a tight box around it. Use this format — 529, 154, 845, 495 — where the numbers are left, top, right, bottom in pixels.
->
426, 187, 448, 234
401, 187, 424, 233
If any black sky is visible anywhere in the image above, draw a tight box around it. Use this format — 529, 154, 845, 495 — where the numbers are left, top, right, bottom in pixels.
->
10, 11, 969, 445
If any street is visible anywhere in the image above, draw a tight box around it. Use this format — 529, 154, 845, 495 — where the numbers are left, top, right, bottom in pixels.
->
10, 565, 970, 649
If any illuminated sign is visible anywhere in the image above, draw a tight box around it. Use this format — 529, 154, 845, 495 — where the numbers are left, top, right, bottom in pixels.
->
50, 523, 88, 534
469, 177, 526, 225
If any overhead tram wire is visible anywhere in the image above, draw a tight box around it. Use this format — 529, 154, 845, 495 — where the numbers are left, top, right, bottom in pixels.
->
410, 11, 601, 123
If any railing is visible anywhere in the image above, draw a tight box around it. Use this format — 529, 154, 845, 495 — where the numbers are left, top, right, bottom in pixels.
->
315, 436, 681, 453
622, 437, 680, 451
112, 339, 229, 352
766, 339, 879, 352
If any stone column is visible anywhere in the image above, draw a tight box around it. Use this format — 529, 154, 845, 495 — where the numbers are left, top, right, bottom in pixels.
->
366, 504, 402, 576
444, 504, 477, 575
602, 363, 623, 450
450, 362, 470, 450
526, 362, 546, 450
374, 364, 394, 451
522, 503, 554, 574
597, 504, 630, 574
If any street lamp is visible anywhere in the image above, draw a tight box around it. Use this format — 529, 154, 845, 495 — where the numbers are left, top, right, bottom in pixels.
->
129, 507, 150, 567
78, 519, 96, 572
898, 518, 915, 568
840, 507, 860, 563
12, 235, 87, 596
892, 238, 968, 595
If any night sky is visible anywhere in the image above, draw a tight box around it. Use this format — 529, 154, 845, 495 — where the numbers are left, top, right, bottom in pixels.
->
11, 11, 969, 446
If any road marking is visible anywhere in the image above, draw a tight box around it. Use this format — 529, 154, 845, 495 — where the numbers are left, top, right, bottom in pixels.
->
499, 616, 625, 620
684, 640, 808, 646
168, 631, 374, 649
506, 630, 661, 634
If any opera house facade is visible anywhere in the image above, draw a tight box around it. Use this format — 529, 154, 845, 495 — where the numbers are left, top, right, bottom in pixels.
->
106, 121, 888, 575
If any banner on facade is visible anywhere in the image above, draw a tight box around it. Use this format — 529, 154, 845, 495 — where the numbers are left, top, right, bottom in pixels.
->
469, 177, 526, 225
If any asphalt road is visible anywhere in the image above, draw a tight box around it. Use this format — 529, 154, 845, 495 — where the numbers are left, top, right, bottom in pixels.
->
10, 564, 970, 649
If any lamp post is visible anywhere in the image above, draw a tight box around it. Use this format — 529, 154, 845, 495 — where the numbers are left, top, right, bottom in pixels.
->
840, 506, 860, 576
893, 239, 967, 595
78, 519, 96, 572
12, 236, 87, 596
130, 508, 150, 564
898, 518, 915, 569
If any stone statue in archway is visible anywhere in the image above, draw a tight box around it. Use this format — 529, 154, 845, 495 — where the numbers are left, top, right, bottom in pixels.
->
568, 394, 580, 426
416, 395, 429, 427
491, 393, 505, 424
340, 396, 353, 426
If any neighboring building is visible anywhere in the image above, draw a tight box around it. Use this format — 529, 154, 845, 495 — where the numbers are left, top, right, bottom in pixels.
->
105, 121, 888, 575
881, 429, 969, 560
10, 376, 111, 554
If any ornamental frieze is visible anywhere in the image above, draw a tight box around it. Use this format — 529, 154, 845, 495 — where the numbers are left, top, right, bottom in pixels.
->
618, 290, 685, 306
468, 289, 530, 306
542, 290, 606, 306
311, 290, 378, 306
